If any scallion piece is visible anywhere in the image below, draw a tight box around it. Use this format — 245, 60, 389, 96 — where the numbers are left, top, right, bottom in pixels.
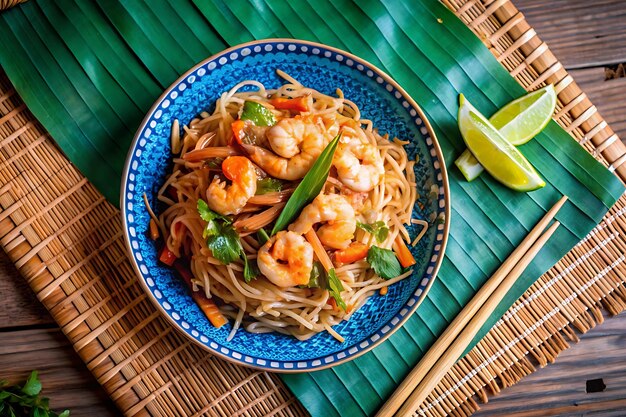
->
271, 133, 341, 235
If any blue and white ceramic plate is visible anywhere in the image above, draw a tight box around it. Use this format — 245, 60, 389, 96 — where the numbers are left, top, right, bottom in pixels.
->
121, 39, 450, 372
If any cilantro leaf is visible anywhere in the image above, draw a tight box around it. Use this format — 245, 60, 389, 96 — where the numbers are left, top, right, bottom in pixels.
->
367, 246, 402, 279
241, 250, 259, 283
356, 221, 389, 243
21, 371, 41, 397
197, 199, 229, 225
256, 177, 283, 195
198, 199, 256, 282
327, 269, 347, 311
0, 371, 69, 417
206, 223, 241, 265
198, 199, 233, 239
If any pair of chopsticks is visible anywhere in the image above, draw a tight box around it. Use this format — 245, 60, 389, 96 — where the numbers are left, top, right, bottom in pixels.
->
376, 195, 568, 417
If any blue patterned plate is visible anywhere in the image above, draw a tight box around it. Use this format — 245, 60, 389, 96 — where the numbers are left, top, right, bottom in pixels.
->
121, 39, 449, 372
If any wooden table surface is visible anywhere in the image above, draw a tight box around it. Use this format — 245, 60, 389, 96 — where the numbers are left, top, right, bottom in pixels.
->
1, 1, 625, 416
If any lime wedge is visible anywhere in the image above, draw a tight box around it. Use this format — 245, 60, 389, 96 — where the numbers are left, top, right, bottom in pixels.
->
489, 84, 556, 145
455, 149, 483, 181
458, 94, 545, 191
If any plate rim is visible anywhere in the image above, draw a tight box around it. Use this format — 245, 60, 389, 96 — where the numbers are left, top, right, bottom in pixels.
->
120, 38, 451, 373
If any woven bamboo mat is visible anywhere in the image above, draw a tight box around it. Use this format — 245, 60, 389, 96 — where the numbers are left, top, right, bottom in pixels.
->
1, 1, 625, 416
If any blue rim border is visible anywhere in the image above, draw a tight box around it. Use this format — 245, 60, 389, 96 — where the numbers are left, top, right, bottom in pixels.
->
121, 39, 450, 372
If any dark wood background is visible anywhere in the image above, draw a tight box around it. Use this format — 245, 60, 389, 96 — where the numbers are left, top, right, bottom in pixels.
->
1, 1, 625, 416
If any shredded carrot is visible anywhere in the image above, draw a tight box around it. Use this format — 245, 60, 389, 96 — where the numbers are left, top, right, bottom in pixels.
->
379, 286, 388, 296
231, 119, 246, 145
392, 235, 416, 268
148, 219, 160, 240
158, 246, 177, 266
175, 262, 227, 328
335, 242, 369, 264
221, 155, 251, 182
194, 297, 228, 328
270, 95, 310, 112
304, 229, 334, 272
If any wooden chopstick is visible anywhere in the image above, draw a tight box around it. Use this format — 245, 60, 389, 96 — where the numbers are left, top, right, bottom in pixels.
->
376, 195, 568, 417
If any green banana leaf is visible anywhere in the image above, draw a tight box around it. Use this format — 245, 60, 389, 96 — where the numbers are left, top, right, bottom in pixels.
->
0, 1, 623, 417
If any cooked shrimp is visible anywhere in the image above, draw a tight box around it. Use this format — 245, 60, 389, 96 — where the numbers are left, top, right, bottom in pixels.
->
289, 194, 356, 250
257, 231, 314, 287
206, 156, 257, 215
334, 133, 384, 192
242, 116, 338, 180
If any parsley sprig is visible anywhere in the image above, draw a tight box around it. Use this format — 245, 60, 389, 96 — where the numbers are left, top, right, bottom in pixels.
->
0, 371, 69, 417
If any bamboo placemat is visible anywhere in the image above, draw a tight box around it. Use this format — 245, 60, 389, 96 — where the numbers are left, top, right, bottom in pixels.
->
0, 1, 625, 416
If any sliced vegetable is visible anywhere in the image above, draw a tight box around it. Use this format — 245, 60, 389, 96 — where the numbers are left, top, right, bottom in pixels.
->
305, 229, 334, 272
270, 95, 310, 112
271, 133, 341, 234
158, 246, 177, 266
231, 119, 246, 145
356, 221, 389, 243
242, 253, 259, 283
327, 269, 347, 311
240, 101, 276, 126
367, 246, 402, 279
175, 262, 227, 328
379, 286, 388, 296
257, 228, 270, 245
335, 241, 369, 264
392, 235, 417, 268
256, 177, 283, 195
306, 261, 327, 288
148, 218, 160, 240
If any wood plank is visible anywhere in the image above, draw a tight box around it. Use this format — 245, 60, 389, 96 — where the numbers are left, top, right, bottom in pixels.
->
0, 249, 53, 327
514, 0, 626, 69
473, 312, 626, 416
0, 328, 118, 417
570, 67, 626, 143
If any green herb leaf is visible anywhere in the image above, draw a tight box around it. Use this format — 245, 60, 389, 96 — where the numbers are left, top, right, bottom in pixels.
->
271, 133, 341, 235
206, 223, 241, 265
198, 199, 256, 282
241, 251, 259, 283
327, 269, 347, 311
305, 261, 327, 288
257, 228, 270, 245
256, 177, 283, 195
0, 371, 69, 417
21, 371, 41, 397
57, 410, 71, 417
240, 101, 276, 126
197, 199, 231, 238
367, 246, 402, 279
356, 221, 390, 243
